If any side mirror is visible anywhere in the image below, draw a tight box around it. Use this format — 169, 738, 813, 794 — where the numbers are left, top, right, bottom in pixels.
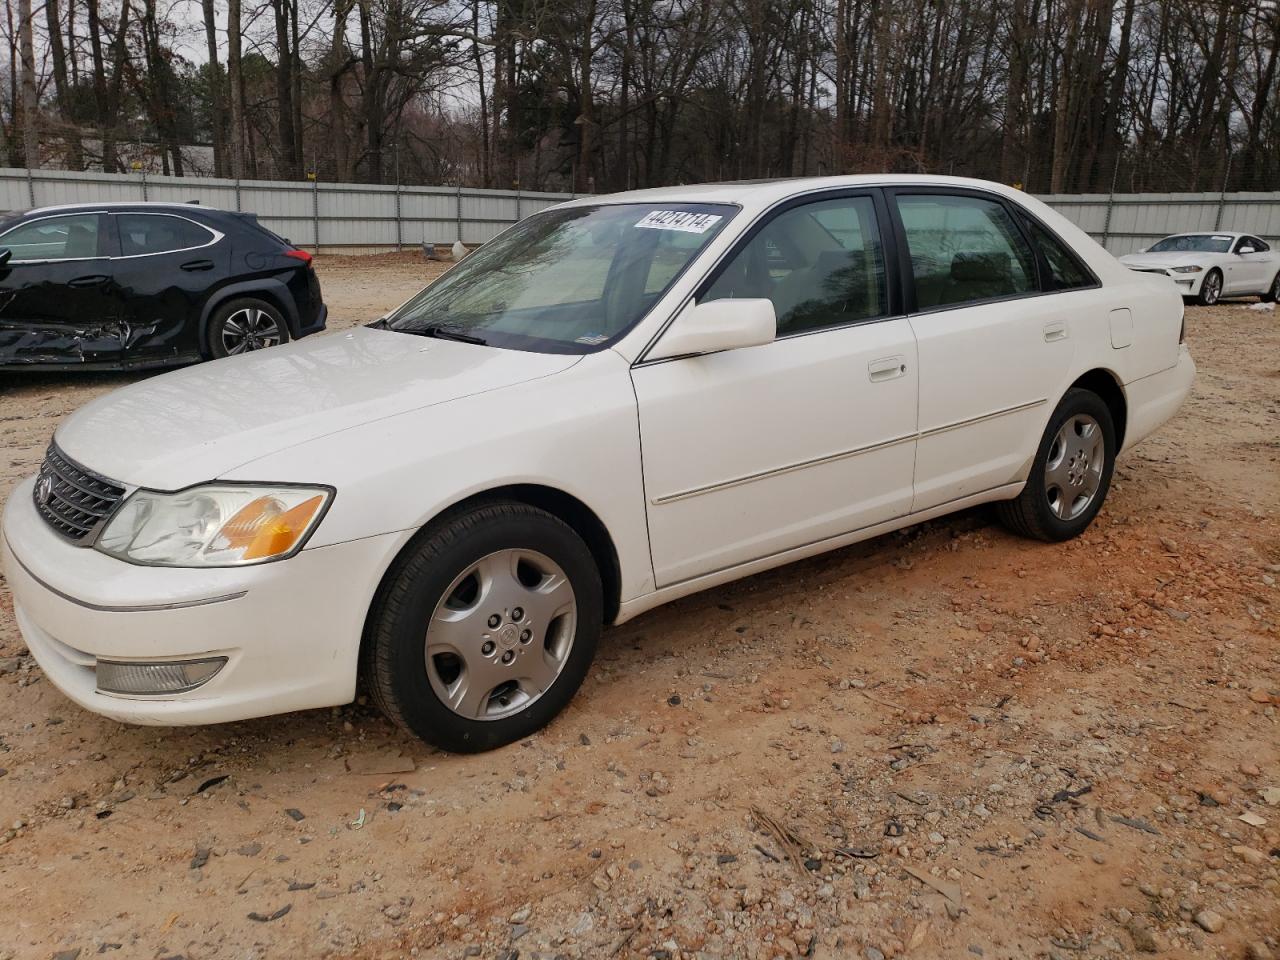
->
0, 248, 11, 267
648, 298, 776, 361
1238, 246, 1256, 256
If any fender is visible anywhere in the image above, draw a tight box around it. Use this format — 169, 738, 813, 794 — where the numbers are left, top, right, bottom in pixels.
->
198, 277, 301, 346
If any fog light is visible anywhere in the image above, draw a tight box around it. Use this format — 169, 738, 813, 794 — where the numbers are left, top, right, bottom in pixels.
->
95, 657, 227, 695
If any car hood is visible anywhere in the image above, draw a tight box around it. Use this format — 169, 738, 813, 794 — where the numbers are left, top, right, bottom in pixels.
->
54, 327, 581, 489
1118, 251, 1213, 268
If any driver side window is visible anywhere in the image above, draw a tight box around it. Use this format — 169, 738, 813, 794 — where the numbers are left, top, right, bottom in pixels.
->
701, 195, 888, 336
0, 213, 103, 262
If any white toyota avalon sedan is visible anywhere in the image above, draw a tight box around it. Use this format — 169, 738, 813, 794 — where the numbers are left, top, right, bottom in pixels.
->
2, 176, 1195, 752
1118, 231, 1280, 306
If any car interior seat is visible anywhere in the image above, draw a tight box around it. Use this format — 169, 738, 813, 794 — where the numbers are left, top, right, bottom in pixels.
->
940, 251, 1015, 304
63, 223, 97, 258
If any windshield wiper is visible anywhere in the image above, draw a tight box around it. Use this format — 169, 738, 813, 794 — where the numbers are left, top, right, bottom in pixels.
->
405, 323, 488, 345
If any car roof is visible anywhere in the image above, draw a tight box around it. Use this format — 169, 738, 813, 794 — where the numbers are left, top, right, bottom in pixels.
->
22, 201, 229, 215
556, 174, 1033, 214
1161, 231, 1246, 239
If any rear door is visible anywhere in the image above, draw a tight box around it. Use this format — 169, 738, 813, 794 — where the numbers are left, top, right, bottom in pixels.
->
109, 211, 231, 365
887, 189, 1085, 513
0, 211, 124, 366
633, 190, 919, 586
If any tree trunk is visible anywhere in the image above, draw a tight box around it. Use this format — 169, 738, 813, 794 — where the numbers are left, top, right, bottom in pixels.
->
44, 0, 85, 169
228, 0, 245, 179
274, 0, 299, 179
330, 0, 353, 182
18, 0, 38, 169
202, 0, 227, 177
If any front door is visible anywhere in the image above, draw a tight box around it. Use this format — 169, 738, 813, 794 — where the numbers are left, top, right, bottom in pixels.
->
632, 191, 919, 587
1229, 236, 1273, 294
887, 190, 1082, 512
0, 212, 122, 366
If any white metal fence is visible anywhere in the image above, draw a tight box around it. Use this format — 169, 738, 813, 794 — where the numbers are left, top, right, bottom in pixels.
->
0, 167, 575, 253
1040, 191, 1280, 256
1, 167, 1277, 257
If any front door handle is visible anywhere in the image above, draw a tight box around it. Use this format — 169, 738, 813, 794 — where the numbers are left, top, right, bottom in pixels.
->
180, 259, 215, 272
68, 274, 109, 288
868, 355, 907, 382
1043, 320, 1069, 342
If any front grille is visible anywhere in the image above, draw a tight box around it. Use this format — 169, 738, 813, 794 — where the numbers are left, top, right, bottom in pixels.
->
33, 444, 126, 544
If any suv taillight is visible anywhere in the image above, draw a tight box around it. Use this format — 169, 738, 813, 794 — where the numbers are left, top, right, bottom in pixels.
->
285, 249, 313, 268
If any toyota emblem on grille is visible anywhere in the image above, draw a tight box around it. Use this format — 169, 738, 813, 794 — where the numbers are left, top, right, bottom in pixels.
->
35, 472, 54, 506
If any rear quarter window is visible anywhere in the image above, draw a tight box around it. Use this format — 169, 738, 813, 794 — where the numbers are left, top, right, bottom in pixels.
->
1023, 218, 1094, 290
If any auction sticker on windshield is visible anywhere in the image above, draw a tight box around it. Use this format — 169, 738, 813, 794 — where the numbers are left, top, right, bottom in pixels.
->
635, 210, 724, 234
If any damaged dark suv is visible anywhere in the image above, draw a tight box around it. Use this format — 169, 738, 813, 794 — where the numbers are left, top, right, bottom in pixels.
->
0, 202, 326, 370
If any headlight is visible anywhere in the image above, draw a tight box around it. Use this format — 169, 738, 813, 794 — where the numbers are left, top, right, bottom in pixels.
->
97, 484, 332, 567
1172, 265, 1203, 273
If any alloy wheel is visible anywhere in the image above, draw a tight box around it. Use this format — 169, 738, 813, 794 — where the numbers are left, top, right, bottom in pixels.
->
221, 307, 283, 355
424, 549, 577, 721
1202, 272, 1221, 304
1043, 414, 1105, 521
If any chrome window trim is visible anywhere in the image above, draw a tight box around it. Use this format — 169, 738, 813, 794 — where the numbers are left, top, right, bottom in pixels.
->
0, 209, 223, 263
110, 211, 224, 260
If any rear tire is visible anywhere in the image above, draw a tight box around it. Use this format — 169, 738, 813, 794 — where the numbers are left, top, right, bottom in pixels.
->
1261, 272, 1280, 304
1195, 269, 1222, 306
997, 388, 1116, 542
206, 298, 289, 359
363, 501, 603, 753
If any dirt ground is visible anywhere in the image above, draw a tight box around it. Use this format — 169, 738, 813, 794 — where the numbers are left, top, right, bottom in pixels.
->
0, 253, 1277, 960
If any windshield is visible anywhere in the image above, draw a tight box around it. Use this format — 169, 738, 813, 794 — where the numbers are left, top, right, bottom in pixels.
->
1148, 234, 1232, 254
386, 202, 735, 353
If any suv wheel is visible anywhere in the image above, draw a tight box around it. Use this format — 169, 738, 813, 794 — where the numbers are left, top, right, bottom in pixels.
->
997, 388, 1116, 542
207, 298, 289, 358
363, 501, 603, 753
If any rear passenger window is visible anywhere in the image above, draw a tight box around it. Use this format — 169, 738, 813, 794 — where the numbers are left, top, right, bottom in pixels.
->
1024, 219, 1093, 290
895, 195, 1036, 309
116, 214, 214, 256
702, 195, 887, 336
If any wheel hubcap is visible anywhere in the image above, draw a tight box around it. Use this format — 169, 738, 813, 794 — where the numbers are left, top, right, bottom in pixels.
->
1204, 274, 1220, 303
1043, 414, 1105, 521
425, 549, 577, 721
221, 308, 282, 355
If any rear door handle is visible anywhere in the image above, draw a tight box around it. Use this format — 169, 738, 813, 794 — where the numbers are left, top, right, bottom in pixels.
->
868, 355, 907, 382
1043, 320, 1069, 342
68, 274, 109, 288
180, 259, 215, 272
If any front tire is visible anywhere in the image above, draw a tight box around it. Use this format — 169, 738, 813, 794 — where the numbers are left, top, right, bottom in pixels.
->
1195, 268, 1223, 306
997, 388, 1116, 542
206, 298, 289, 358
363, 501, 603, 753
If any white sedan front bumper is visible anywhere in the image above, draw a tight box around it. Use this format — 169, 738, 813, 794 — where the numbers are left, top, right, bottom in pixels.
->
2, 476, 406, 725
1124, 265, 1205, 296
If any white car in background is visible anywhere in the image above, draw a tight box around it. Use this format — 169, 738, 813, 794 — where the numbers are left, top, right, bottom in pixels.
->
1119, 231, 1280, 306
2, 175, 1195, 753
